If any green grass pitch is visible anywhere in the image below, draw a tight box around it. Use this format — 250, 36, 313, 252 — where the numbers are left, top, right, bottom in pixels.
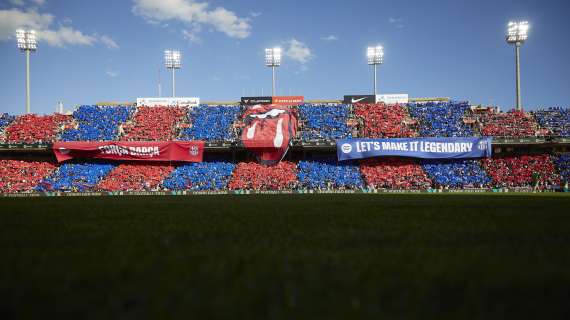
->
1, 194, 570, 319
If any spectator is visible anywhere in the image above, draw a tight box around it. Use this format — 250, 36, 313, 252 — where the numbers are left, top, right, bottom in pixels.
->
532, 107, 570, 137
297, 158, 364, 189
162, 161, 236, 190
354, 103, 417, 138
482, 155, 560, 188
0, 160, 56, 193
36, 163, 116, 192
5, 114, 71, 143
179, 105, 242, 141
407, 102, 473, 137
228, 161, 298, 190
554, 153, 570, 184
97, 163, 174, 191
422, 159, 491, 189
61, 105, 134, 141
360, 157, 432, 189
479, 109, 539, 137
298, 104, 353, 140
121, 106, 186, 141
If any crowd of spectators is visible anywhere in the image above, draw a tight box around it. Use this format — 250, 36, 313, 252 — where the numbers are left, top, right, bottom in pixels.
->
553, 154, 570, 184
162, 161, 236, 190
479, 110, 539, 137
97, 163, 174, 191
36, 163, 116, 192
179, 105, 242, 141
354, 103, 417, 138
360, 158, 432, 189
407, 102, 473, 137
0, 160, 56, 193
532, 107, 570, 137
228, 161, 298, 190
421, 159, 491, 189
61, 105, 134, 141
0, 113, 15, 131
482, 154, 560, 188
5, 114, 71, 143
297, 158, 364, 189
298, 104, 352, 140
121, 106, 186, 141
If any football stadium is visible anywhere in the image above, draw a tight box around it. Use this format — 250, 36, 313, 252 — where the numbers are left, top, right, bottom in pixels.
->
2, 0, 570, 318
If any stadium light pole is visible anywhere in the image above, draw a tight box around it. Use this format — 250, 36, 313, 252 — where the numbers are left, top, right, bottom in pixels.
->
164, 50, 181, 98
16, 29, 37, 114
265, 48, 281, 96
367, 45, 383, 102
506, 21, 529, 111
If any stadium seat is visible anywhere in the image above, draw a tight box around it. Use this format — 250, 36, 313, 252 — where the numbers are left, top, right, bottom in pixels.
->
298, 104, 353, 140
482, 155, 560, 188
5, 114, 71, 143
297, 158, 364, 189
179, 105, 242, 141
0, 160, 56, 193
554, 153, 570, 184
354, 103, 417, 138
407, 102, 474, 137
162, 161, 236, 190
532, 107, 570, 137
360, 157, 432, 189
97, 163, 174, 191
228, 161, 298, 190
36, 163, 116, 192
61, 105, 134, 141
121, 106, 187, 141
421, 159, 491, 188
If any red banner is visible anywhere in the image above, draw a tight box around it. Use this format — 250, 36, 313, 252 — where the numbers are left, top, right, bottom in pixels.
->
272, 96, 304, 106
53, 141, 204, 163
241, 105, 297, 165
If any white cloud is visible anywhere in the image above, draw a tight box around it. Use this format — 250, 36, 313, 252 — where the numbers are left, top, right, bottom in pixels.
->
388, 17, 404, 29
321, 35, 338, 41
132, 0, 251, 39
284, 38, 313, 64
182, 28, 201, 43
100, 35, 119, 49
106, 70, 119, 78
249, 11, 261, 18
0, 8, 119, 48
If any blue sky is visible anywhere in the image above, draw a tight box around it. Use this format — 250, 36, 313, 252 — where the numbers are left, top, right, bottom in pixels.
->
1, 0, 569, 115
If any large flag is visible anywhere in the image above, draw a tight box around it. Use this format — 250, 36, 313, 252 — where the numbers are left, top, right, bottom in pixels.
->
240, 105, 297, 165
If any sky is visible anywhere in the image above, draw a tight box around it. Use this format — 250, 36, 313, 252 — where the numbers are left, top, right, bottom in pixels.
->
1, 0, 569, 115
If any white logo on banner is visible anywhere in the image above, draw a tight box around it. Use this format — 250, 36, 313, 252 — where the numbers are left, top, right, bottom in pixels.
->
477, 140, 487, 151
341, 143, 352, 154
190, 145, 199, 156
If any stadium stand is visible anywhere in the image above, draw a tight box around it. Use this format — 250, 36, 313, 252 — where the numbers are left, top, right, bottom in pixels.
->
354, 103, 417, 138
162, 161, 236, 190
298, 104, 353, 140
479, 110, 539, 137
97, 163, 174, 191
5, 114, 71, 143
0, 160, 56, 193
421, 159, 491, 188
179, 105, 242, 141
482, 155, 560, 188
297, 158, 364, 189
554, 154, 570, 184
407, 102, 473, 137
0, 113, 15, 131
61, 105, 134, 141
532, 107, 570, 137
121, 106, 186, 141
228, 161, 298, 190
36, 163, 116, 192
360, 158, 432, 189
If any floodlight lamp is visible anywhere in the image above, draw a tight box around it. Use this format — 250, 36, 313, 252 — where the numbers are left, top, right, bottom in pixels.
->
367, 45, 383, 65
26, 30, 37, 51
265, 47, 281, 67
506, 21, 529, 44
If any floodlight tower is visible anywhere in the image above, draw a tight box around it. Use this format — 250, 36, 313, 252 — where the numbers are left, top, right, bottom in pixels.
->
367, 45, 383, 101
16, 29, 37, 114
265, 48, 281, 96
164, 50, 181, 97
506, 21, 529, 111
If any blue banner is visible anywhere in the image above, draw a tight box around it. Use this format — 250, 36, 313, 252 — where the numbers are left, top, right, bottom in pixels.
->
337, 137, 492, 161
